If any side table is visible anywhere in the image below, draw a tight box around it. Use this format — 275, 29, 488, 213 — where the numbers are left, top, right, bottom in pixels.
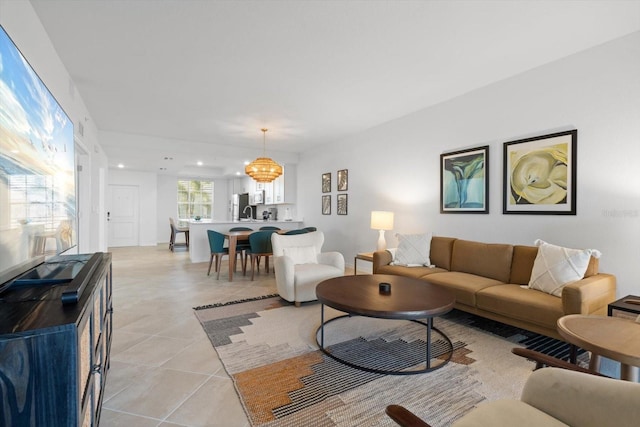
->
558, 314, 640, 381
354, 252, 374, 275
608, 295, 640, 319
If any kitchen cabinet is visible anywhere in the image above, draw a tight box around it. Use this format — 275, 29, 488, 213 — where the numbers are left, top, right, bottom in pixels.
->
263, 181, 274, 204
243, 164, 295, 205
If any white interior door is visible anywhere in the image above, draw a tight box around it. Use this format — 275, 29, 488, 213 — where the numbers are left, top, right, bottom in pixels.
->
107, 184, 139, 247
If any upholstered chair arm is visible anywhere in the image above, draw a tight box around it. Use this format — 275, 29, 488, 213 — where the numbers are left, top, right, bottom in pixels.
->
521, 367, 640, 427
373, 250, 393, 273
317, 251, 345, 271
561, 273, 616, 315
385, 404, 432, 427
273, 255, 296, 302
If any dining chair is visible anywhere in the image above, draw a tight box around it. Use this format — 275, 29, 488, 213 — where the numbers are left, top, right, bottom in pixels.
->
229, 226, 253, 271
259, 226, 281, 231
303, 227, 317, 232
245, 230, 276, 280
283, 228, 309, 235
169, 217, 189, 251
207, 230, 232, 279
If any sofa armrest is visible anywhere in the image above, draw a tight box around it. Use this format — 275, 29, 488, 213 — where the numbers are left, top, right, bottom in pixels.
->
317, 251, 345, 272
521, 367, 640, 426
561, 273, 616, 315
372, 250, 392, 273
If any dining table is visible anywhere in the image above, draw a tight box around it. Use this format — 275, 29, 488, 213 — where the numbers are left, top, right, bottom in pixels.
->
223, 230, 253, 282
222, 229, 289, 281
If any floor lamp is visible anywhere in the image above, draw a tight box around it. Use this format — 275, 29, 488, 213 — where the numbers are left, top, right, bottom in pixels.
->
371, 211, 394, 251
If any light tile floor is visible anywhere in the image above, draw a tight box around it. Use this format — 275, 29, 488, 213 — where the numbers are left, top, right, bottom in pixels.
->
101, 245, 287, 427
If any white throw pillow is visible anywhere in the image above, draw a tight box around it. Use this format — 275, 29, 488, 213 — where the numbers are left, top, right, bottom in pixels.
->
391, 233, 432, 267
282, 246, 318, 265
528, 239, 601, 297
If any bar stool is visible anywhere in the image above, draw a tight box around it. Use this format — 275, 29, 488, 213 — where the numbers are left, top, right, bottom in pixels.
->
169, 217, 189, 251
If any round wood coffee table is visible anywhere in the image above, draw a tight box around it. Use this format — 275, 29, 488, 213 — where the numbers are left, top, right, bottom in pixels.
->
315, 274, 455, 375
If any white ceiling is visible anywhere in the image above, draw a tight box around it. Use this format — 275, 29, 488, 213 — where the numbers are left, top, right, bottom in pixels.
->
30, 0, 640, 178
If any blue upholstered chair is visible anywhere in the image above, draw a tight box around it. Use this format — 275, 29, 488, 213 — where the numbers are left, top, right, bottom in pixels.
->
207, 230, 232, 279
259, 226, 281, 231
283, 228, 309, 235
303, 227, 317, 232
245, 230, 276, 280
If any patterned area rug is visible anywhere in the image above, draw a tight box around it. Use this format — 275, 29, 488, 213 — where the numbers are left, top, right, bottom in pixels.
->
194, 296, 582, 427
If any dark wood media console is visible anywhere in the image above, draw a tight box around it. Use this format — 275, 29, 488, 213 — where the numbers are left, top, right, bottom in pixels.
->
0, 252, 113, 426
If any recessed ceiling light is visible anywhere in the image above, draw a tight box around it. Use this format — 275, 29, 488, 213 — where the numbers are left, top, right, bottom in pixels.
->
117, 163, 124, 168
236, 171, 241, 176
243, 160, 250, 166
197, 161, 203, 166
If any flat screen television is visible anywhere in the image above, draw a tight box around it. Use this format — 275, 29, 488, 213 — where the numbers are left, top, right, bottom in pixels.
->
0, 25, 76, 287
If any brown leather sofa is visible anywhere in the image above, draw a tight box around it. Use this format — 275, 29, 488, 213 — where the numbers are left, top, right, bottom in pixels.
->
373, 237, 617, 340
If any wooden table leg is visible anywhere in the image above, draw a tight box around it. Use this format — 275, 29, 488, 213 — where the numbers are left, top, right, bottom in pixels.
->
228, 236, 237, 282
621, 364, 639, 382
588, 352, 601, 372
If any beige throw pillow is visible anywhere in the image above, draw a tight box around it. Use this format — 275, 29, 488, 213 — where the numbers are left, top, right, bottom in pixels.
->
528, 239, 601, 297
391, 233, 432, 267
283, 246, 318, 265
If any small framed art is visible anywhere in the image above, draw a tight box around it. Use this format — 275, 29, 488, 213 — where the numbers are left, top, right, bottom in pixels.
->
337, 169, 348, 191
322, 195, 331, 215
503, 130, 577, 215
322, 173, 331, 193
337, 194, 348, 215
440, 145, 489, 213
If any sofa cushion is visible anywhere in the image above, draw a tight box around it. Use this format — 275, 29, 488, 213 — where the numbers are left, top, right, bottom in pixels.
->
424, 272, 504, 307
283, 245, 318, 265
476, 285, 564, 330
511, 245, 600, 285
451, 240, 514, 283
391, 233, 432, 266
510, 245, 539, 284
376, 264, 447, 278
430, 236, 456, 270
528, 240, 601, 297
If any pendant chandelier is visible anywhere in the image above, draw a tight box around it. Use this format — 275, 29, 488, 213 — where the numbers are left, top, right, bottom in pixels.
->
245, 128, 283, 183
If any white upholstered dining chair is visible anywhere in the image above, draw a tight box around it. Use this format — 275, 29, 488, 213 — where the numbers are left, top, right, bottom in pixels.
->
271, 231, 344, 306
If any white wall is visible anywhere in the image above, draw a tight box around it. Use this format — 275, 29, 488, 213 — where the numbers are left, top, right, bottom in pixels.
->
0, 0, 109, 253
297, 31, 640, 298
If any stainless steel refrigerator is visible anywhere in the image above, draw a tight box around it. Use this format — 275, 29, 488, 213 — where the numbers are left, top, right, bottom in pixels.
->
232, 193, 255, 220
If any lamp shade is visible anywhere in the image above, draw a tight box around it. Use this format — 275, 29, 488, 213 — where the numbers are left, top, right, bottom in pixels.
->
370, 211, 394, 230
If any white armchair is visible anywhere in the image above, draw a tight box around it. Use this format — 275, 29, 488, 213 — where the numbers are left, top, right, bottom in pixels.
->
271, 231, 345, 306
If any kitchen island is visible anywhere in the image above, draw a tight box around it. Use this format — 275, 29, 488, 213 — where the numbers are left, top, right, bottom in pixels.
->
188, 219, 303, 264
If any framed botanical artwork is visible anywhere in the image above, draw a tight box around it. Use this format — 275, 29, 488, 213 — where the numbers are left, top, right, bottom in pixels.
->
337, 194, 348, 215
503, 130, 577, 215
440, 145, 489, 213
322, 195, 331, 215
337, 169, 348, 191
322, 173, 331, 193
